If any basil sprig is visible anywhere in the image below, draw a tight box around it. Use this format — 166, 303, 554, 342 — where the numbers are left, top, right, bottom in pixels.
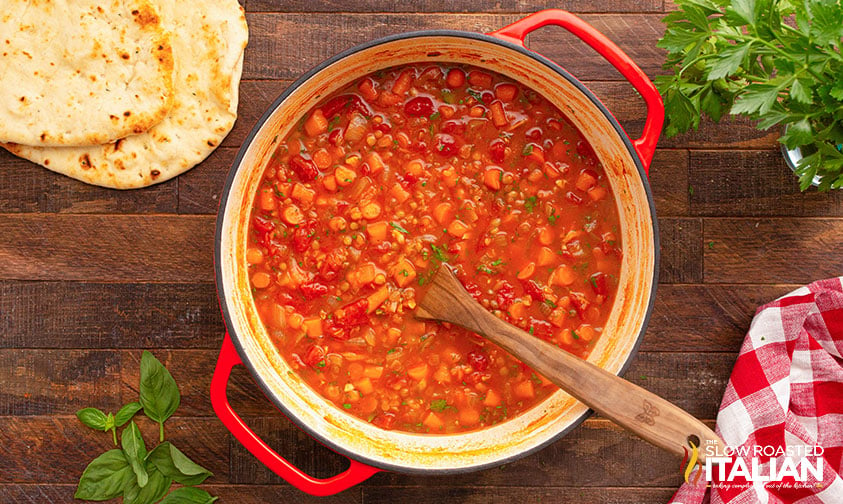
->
74, 351, 214, 503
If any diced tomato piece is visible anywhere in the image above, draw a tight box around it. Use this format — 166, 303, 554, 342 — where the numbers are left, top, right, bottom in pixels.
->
300, 281, 328, 300
460, 279, 483, 301
321, 94, 371, 119
357, 78, 378, 101
570, 292, 590, 318
327, 128, 344, 146
481, 91, 495, 105
319, 248, 348, 281
373, 121, 392, 134
576, 139, 596, 159
333, 298, 369, 328
302, 344, 325, 367
252, 215, 275, 234
490, 140, 506, 163
520, 279, 545, 302
404, 96, 435, 117
467, 350, 489, 372
289, 154, 319, 182
441, 120, 466, 136
372, 412, 397, 430
529, 319, 554, 341
434, 134, 458, 157
526, 127, 543, 142
495, 281, 516, 310
495, 83, 518, 102
291, 221, 316, 253
589, 272, 609, 296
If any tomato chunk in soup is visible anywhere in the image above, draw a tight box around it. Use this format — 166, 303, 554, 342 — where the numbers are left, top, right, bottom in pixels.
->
247, 63, 622, 434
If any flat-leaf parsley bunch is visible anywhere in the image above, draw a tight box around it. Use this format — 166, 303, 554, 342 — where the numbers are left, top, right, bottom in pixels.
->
656, 0, 843, 190
75, 351, 217, 504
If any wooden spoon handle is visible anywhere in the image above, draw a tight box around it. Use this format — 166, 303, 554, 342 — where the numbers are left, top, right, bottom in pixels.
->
416, 266, 725, 461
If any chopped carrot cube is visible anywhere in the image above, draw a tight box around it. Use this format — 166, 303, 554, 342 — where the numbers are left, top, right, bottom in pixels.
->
334, 165, 357, 187
489, 101, 508, 128
364, 365, 384, 379
392, 258, 416, 287
361, 202, 382, 220
302, 317, 323, 338
513, 379, 535, 399
447, 219, 469, 238
354, 377, 374, 395
407, 363, 429, 381
509, 300, 526, 319
359, 395, 379, 413
366, 152, 385, 174
588, 186, 607, 201
483, 389, 501, 407
357, 77, 378, 101
304, 109, 328, 137
423, 412, 444, 430
392, 69, 414, 95
433, 364, 451, 383
347, 263, 376, 288
538, 226, 554, 246
459, 407, 481, 427
367, 286, 389, 313
258, 188, 277, 211
484, 167, 502, 190
366, 221, 388, 243
322, 174, 337, 192
390, 184, 411, 203
494, 83, 518, 102
348, 362, 364, 380
576, 170, 598, 192
251, 271, 271, 289
287, 312, 304, 330
312, 148, 332, 169
291, 183, 315, 203
446, 68, 465, 88
468, 70, 492, 88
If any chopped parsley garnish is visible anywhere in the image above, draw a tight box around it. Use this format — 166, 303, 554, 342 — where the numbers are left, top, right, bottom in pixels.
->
572, 330, 580, 340
524, 196, 538, 213
429, 112, 441, 121
429, 399, 448, 412
467, 89, 485, 104
522, 144, 534, 156
589, 276, 598, 289
491, 258, 503, 266
390, 221, 409, 234
430, 244, 449, 262
343, 403, 352, 409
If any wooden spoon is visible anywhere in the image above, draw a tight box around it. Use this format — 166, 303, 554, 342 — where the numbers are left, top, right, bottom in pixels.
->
416, 264, 725, 462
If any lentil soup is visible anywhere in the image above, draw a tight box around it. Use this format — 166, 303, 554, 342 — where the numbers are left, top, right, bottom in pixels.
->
246, 63, 622, 434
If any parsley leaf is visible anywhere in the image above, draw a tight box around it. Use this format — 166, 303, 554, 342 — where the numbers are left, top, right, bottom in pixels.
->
390, 222, 409, 234
430, 399, 448, 412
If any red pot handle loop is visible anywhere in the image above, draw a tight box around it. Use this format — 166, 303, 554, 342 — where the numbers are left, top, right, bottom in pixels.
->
490, 9, 664, 172
210, 334, 380, 496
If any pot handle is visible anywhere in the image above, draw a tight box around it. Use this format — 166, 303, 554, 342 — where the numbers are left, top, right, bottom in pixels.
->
210, 333, 380, 496
489, 9, 664, 172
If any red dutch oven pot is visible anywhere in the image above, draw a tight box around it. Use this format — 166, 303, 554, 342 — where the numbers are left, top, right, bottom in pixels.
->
211, 10, 663, 496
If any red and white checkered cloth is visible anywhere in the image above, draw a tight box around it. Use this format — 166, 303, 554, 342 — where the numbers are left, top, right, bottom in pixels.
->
670, 277, 843, 504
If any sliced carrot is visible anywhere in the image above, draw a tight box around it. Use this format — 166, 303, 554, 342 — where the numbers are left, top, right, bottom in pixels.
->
447, 219, 469, 238
407, 363, 429, 381
550, 264, 577, 286
390, 184, 411, 203
359, 395, 379, 414
468, 70, 492, 88
517, 262, 535, 280
537, 246, 556, 266
366, 221, 388, 243
538, 226, 554, 246
432, 202, 454, 224
366, 152, 385, 174
446, 68, 465, 88
334, 165, 357, 187
367, 285, 389, 313
392, 69, 414, 95
281, 205, 304, 225
302, 317, 323, 338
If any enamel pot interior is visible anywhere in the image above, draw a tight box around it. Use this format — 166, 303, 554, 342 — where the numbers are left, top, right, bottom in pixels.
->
216, 31, 658, 474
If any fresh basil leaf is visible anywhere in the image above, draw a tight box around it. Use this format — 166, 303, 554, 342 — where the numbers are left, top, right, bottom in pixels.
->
74, 449, 134, 501
123, 464, 172, 504
115, 401, 143, 427
706, 43, 750, 80
158, 487, 219, 504
139, 351, 180, 439
121, 421, 149, 488
76, 407, 108, 431
147, 442, 213, 486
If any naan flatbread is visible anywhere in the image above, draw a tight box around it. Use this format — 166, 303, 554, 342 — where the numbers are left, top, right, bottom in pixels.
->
2, 0, 248, 189
0, 0, 174, 146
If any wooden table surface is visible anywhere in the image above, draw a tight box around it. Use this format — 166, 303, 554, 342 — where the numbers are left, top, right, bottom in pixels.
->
2, 1, 842, 503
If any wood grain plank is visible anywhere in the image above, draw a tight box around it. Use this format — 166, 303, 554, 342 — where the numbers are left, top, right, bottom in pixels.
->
0, 215, 214, 282
0, 417, 228, 484
0, 483, 364, 503
643, 284, 796, 353
229, 417, 687, 487
658, 218, 702, 283
705, 218, 843, 284
178, 148, 237, 214
0, 282, 221, 349
221, 80, 293, 149
361, 486, 677, 503
241, 14, 667, 82
0, 150, 178, 214
649, 149, 688, 216
689, 150, 843, 217
526, 14, 666, 80
245, 0, 663, 14
0, 350, 122, 416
